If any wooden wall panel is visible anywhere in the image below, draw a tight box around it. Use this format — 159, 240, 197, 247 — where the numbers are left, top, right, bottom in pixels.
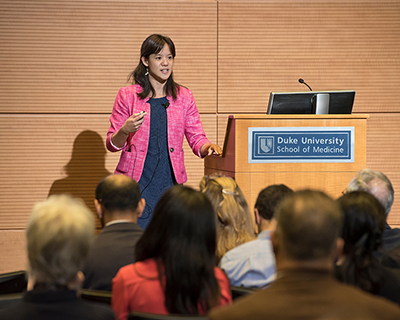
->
0, 0, 218, 272
0, 231, 26, 273
218, 1, 400, 114
0, 113, 215, 271
1, 0, 400, 273
0, 0, 217, 114
184, 114, 217, 190
0, 113, 214, 229
364, 113, 400, 227
0, 114, 119, 229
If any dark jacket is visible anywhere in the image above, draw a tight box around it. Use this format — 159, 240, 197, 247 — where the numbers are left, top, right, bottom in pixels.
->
0, 287, 115, 320
83, 222, 143, 291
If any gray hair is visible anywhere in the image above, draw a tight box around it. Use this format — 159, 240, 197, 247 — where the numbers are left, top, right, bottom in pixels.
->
347, 169, 394, 215
27, 194, 95, 285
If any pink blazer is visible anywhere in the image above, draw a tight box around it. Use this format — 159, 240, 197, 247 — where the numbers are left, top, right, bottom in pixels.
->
106, 85, 210, 184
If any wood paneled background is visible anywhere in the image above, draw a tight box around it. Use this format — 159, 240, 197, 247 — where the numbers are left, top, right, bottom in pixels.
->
1, 0, 399, 272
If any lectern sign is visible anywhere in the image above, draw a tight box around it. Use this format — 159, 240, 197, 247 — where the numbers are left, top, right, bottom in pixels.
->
248, 127, 354, 163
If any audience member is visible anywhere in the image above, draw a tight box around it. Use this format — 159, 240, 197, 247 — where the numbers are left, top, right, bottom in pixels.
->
201, 176, 256, 261
346, 169, 400, 254
335, 191, 400, 305
219, 184, 293, 288
382, 246, 400, 269
111, 185, 231, 319
0, 195, 115, 320
209, 190, 400, 320
83, 174, 145, 291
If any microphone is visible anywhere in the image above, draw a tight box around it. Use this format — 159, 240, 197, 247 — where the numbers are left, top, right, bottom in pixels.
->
298, 78, 312, 91
162, 101, 170, 109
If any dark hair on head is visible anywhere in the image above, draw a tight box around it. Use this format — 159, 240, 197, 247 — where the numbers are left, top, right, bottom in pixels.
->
335, 191, 385, 294
95, 175, 141, 212
135, 185, 220, 314
255, 184, 294, 220
276, 189, 343, 261
128, 34, 179, 100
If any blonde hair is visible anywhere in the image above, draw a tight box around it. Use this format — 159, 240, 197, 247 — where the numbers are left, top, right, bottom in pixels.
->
202, 176, 256, 260
26, 194, 95, 285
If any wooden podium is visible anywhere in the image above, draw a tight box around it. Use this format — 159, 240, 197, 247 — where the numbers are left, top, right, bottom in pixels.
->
205, 114, 369, 209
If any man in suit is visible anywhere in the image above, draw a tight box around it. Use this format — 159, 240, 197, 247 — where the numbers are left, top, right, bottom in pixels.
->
83, 174, 145, 291
346, 168, 400, 255
219, 184, 293, 288
209, 190, 400, 320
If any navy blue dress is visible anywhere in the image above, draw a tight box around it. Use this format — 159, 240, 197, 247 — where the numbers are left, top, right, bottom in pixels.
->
138, 97, 175, 229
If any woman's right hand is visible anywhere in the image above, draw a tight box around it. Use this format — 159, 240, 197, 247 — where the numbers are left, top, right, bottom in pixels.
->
120, 112, 146, 135
111, 112, 147, 148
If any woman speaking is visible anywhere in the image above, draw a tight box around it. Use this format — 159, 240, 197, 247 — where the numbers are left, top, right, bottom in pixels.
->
106, 34, 221, 229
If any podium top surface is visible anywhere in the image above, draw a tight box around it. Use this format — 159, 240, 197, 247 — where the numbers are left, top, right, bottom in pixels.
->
229, 114, 369, 120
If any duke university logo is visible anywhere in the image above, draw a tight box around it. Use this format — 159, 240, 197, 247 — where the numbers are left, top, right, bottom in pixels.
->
259, 136, 274, 154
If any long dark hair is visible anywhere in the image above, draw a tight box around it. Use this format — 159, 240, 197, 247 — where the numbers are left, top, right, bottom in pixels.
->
335, 191, 385, 294
128, 34, 179, 100
135, 185, 220, 314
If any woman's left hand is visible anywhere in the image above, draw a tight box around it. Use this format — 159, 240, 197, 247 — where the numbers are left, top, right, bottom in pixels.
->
201, 143, 222, 157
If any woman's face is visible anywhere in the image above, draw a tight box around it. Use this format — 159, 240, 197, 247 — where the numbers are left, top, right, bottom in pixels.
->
142, 43, 174, 85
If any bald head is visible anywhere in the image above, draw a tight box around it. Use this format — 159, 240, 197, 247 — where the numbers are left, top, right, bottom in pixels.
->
275, 190, 343, 261
95, 174, 141, 213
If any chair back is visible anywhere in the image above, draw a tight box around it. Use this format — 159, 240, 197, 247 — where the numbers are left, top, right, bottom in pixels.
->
0, 270, 27, 294
230, 285, 257, 300
80, 289, 112, 304
128, 311, 208, 320
0, 292, 24, 310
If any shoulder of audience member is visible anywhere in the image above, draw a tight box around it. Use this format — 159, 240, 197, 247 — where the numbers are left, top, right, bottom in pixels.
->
81, 299, 116, 319
219, 236, 269, 264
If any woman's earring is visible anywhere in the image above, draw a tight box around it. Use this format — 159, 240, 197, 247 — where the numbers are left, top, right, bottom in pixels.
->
145, 68, 149, 76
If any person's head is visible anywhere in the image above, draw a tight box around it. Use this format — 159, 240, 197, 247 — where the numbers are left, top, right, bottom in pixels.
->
254, 184, 294, 230
27, 194, 95, 287
201, 176, 256, 260
94, 174, 144, 225
129, 34, 178, 100
199, 173, 224, 192
273, 190, 343, 266
135, 185, 219, 314
337, 191, 385, 255
335, 191, 385, 293
346, 169, 394, 216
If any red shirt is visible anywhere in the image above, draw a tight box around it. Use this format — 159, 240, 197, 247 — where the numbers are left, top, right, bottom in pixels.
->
112, 258, 232, 320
